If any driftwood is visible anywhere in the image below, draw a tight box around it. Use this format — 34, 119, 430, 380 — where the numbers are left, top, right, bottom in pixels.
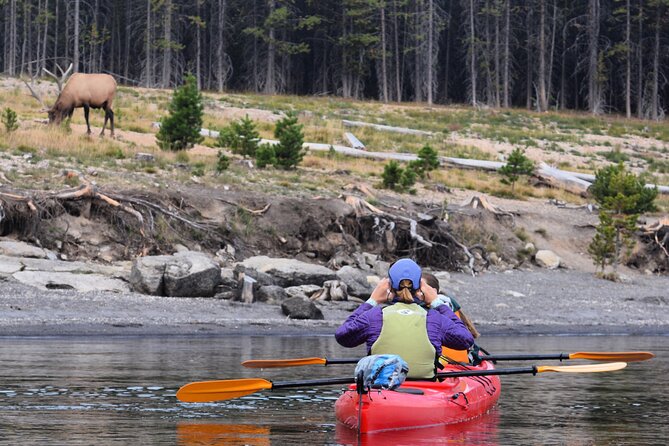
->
342, 119, 434, 136
343, 195, 485, 274
344, 132, 366, 150
216, 198, 271, 215
641, 218, 669, 259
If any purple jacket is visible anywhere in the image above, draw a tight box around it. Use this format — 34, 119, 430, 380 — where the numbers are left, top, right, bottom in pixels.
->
335, 302, 474, 354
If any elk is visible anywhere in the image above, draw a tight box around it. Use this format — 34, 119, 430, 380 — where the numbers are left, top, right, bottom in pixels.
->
24, 63, 117, 137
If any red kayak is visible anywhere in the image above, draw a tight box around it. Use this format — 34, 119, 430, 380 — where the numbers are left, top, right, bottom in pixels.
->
335, 360, 501, 434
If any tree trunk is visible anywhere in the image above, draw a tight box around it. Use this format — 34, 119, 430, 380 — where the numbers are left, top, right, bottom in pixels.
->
538, 0, 548, 111
380, 6, 388, 102
217, 0, 227, 91
587, 0, 601, 114
444, 1, 452, 102
74, 0, 80, 72
636, 0, 643, 119
526, 5, 532, 109
265, 0, 276, 94
625, 0, 631, 118
503, 0, 510, 107
161, 0, 173, 88
469, 0, 477, 105
8, 0, 17, 75
146, 0, 152, 86
393, 0, 402, 102
414, 0, 422, 102
651, 9, 660, 120
427, 0, 434, 105
560, 17, 567, 110
494, 4, 500, 108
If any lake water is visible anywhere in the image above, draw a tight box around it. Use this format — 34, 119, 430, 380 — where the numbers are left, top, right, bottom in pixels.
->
0, 335, 666, 445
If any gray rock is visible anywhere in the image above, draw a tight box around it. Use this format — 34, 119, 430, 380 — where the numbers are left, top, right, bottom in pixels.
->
0, 240, 48, 259
130, 251, 221, 297
164, 251, 222, 297
281, 297, 324, 320
240, 256, 336, 287
12, 271, 130, 293
535, 250, 561, 270
336, 265, 374, 297
130, 255, 171, 295
256, 285, 288, 304
284, 284, 322, 299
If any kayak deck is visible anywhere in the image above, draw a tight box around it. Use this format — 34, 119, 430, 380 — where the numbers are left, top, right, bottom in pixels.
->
334, 361, 501, 434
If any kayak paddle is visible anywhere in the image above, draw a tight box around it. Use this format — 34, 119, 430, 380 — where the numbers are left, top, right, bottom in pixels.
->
177, 361, 627, 403
241, 351, 654, 368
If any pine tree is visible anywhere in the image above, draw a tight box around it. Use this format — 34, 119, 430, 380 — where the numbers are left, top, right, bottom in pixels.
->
499, 148, 535, 192
382, 160, 403, 189
217, 115, 260, 158
273, 113, 305, 169
2, 108, 19, 133
156, 74, 204, 151
588, 163, 658, 277
409, 144, 440, 178
255, 143, 277, 168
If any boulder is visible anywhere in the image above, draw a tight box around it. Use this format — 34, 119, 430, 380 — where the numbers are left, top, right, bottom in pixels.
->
129, 255, 171, 295
0, 240, 48, 259
130, 251, 221, 297
256, 285, 288, 304
12, 271, 130, 293
240, 256, 337, 287
535, 250, 561, 270
336, 265, 374, 298
164, 251, 222, 297
281, 297, 324, 320
285, 284, 322, 299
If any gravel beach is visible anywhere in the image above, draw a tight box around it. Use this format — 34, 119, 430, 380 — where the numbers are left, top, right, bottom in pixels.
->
1, 269, 668, 337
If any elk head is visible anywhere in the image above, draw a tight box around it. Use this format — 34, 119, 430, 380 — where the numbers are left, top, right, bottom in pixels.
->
23, 63, 73, 124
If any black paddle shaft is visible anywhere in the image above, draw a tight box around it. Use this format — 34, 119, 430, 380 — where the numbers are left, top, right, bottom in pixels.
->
481, 353, 570, 362
271, 367, 540, 390
438, 366, 538, 378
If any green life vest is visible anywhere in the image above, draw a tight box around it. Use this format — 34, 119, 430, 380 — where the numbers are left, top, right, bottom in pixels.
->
371, 302, 436, 379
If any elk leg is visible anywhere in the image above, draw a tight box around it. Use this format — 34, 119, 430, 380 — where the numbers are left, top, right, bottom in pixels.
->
83, 104, 91, 134
109, 109, 115, 138
101, 109, 109, 137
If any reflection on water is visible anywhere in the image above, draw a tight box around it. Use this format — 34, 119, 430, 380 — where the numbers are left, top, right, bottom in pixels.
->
0, 335, 667, 445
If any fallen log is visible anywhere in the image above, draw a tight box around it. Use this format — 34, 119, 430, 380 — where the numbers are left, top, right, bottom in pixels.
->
344, 132, 366, 150
342, 119, 434, 136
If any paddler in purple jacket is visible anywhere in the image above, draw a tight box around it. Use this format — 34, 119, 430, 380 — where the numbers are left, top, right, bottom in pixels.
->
335, 258, 474, 379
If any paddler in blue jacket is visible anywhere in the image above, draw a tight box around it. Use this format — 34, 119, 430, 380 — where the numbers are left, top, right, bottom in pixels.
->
335, 258, 474, 379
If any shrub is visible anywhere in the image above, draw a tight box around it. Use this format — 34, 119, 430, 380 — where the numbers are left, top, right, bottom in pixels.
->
217, 115, 260, 158
2, 108, 19, 133
156, 74, 204, 151
255, 143, 277, 168
382, 160, 416, 193
216, 151, 230, 172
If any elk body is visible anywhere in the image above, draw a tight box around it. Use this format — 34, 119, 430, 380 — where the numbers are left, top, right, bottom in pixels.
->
25, 64, 117, 137
50, 73, 117, 137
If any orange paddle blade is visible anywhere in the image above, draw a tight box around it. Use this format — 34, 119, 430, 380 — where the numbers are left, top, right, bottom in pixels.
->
177, 378, 272, 403
242, 357, 327, 368
536, 362, 627, 374
568, 351, 655, 362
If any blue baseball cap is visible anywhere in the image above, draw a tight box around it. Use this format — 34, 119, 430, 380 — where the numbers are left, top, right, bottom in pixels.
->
388, 258, 422, 291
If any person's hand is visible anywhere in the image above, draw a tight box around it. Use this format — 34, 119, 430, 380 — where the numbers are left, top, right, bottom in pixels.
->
370, 278, 392, 304
419, 278, 438, 306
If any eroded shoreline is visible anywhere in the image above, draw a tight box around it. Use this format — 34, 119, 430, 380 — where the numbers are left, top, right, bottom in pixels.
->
2, 269, 668, 337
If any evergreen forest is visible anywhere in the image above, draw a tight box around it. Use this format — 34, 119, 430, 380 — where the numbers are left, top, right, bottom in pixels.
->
1, 0, 668, 119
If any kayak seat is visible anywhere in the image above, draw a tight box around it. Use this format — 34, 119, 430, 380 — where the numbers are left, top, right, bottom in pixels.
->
390, 388, 424, 395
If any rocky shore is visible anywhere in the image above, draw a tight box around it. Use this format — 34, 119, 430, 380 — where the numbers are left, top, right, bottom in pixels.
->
1, 237, 668, 337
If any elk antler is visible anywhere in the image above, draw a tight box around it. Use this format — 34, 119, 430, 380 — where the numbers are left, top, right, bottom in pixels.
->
22, 72, 49, 111
42, 62, 73, 93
